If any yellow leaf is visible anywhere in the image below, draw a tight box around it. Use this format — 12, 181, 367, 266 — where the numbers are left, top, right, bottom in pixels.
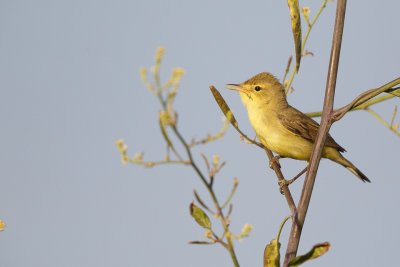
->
264, 238, 280, 267
287, 0, 302, 72
209, 85, 239, 129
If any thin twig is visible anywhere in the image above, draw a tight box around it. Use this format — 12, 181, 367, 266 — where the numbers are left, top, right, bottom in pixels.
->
189, 120, 230, 147
170, 125, 240, 267
127, 158, 190, 167
221, 178, 239, 209
139, 52, 241, 266
365, 107, 400, 137
282, 55, 293, 83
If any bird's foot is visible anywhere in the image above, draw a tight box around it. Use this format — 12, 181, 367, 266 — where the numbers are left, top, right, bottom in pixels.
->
269, 156, 281, 169
278, 178, 295, 194
278, 166, 308, 194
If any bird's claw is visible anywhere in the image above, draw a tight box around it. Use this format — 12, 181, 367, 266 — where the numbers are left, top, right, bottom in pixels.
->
269, 156, 281, 169
278, 178, 295, 194
278, 166, 308, 194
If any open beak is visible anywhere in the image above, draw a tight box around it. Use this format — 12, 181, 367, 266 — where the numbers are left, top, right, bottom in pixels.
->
226, 83, 251, 98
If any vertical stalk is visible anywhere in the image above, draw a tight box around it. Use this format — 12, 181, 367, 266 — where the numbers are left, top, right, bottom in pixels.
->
283, 0, 347, 266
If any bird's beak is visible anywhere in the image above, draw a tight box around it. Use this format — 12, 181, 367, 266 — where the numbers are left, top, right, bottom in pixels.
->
226, 83, 251, 98
226, 83, 244, 93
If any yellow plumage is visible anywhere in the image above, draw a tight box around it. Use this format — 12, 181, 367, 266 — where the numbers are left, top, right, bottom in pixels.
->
227, 72, 370, 183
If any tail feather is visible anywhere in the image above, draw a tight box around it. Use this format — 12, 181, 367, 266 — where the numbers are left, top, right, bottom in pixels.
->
326, 149, 371, 183
345, 166, 371, 183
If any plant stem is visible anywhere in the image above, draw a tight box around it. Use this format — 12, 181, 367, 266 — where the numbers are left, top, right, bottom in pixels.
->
306, 93, 396, 117
149, 51, 240, 266
283, 0, 347, 265
170, 125, 240, 267
333, 81, 400, 121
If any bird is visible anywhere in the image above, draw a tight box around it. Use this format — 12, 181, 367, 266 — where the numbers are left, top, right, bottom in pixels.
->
226, 72, 370, 183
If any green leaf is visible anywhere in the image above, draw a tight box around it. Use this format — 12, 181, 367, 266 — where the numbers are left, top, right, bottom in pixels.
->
287, 0, 302, 72
264, 238, 281, 267
190, 203, 211, 229
209, 85, 239, 129
288, 242, 330, 266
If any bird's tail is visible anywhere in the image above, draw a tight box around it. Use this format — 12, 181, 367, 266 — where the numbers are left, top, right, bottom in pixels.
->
335, 153, 371, 183
345, 165, 371, 183
323, 147, 371, 183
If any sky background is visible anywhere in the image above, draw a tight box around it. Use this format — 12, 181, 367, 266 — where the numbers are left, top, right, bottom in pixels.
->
1, 0, 399, 266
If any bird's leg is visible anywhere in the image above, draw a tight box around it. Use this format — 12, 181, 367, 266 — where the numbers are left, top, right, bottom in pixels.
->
278, 165, 308, 194
269, 155, 282, 169
287, 166, 308, 184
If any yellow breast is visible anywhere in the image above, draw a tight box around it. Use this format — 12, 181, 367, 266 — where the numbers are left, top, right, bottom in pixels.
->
247, 107, 314, 160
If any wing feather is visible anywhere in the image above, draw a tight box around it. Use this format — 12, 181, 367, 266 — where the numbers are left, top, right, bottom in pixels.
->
278, 107, 346, 152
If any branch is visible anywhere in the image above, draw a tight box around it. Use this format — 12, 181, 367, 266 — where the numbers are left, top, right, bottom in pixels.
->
283, 0, 347, 265
129, 49, 241, 266
365, 107, 400, 137
306, 86, 400, 118
333, 82, 400, 121
189, 119, 230, 147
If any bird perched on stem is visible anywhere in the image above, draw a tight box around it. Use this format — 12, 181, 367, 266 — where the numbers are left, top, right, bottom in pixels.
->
226, 72, 370, 183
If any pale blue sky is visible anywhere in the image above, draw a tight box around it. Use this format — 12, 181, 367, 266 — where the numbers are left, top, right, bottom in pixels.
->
1, 1, 399, 266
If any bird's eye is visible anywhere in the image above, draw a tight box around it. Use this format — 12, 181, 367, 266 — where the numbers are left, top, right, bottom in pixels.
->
255, 86, 261, 91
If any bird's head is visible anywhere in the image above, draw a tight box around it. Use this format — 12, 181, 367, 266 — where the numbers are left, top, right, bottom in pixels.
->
226, 72, 287, 110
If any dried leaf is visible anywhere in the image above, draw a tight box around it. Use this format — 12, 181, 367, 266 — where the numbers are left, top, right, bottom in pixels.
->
302, 7, 311, 26
209, 85, 239, 129
287, 0, 302, 72
264, 238, 281, 267
303, 50, 314, 57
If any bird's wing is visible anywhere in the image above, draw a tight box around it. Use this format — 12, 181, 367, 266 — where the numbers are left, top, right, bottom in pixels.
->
278, 107, 346, 152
